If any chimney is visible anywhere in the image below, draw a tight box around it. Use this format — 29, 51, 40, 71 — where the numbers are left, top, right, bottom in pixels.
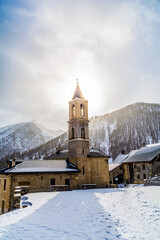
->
121, 150, 125, 154
12, 159, 16, 167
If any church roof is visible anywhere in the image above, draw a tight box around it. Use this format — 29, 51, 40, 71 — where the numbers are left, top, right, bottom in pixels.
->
0, 160, 80, 174
47, 148, 109, 159
88, 148, 109, 158
46, 150, 69, 160
72, 82, 84, 100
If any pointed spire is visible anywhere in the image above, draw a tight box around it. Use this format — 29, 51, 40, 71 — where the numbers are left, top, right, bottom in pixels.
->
72, 79, 85, 100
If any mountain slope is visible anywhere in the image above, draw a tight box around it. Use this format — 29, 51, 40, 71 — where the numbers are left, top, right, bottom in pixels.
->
0, 122, 64, 167
90, 102, 160, 158
0, 102, 160, 166
19, 102, 160, 161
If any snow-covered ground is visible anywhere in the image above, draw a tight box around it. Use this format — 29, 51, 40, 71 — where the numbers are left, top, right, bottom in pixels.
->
0, 186, 160, 240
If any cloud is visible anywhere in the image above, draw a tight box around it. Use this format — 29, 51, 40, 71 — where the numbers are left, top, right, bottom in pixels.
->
0, 0, 160, 130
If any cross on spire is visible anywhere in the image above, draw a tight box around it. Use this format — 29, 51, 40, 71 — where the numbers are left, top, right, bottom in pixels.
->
76, 78, 79, 84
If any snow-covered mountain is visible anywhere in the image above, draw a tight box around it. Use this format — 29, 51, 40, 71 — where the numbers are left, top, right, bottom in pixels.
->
0, 102, 160, 166
90, 102, 160, 158
0, 122, 63, 167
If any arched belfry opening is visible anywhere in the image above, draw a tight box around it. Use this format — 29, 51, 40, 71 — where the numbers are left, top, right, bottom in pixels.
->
72, 104, 75, 117
81, 127, 85, 139
71, 128, 74, 139
80, 104, 84, 117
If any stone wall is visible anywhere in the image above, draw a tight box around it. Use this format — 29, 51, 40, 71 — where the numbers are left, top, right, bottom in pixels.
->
69, 156, 109, 188
123, 161, 160, 184
12, 172, 79, 192
0, 175, 12, 214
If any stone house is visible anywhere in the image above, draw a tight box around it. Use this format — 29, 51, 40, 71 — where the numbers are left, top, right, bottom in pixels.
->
0, 82, 109, 214
123, 143, 160, 184
109, 144, 160, 185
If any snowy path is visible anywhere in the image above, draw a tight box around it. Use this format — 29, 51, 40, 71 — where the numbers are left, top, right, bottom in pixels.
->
0, 186, 160, 240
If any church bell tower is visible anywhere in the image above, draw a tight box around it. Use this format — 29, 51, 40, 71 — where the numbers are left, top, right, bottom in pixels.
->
68, 81, 89, 158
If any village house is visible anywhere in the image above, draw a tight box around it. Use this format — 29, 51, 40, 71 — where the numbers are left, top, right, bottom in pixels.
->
109, 143, 160, 185
0, 82, 109, 214
123, 143, 160, 184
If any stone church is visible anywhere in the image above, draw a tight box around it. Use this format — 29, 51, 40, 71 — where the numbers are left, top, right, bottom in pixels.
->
0, 82, 109, 214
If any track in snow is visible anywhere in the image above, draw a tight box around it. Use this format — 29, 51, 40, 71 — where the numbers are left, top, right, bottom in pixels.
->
0, 186, 160, 240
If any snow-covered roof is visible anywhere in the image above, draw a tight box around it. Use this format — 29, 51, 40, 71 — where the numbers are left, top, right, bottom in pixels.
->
109, 163, 121, 171
1, 160, 79, 174
47, 148, 109, 159
46, 150, 69, 160
124, 143, 160, 163
113, 154, 129, 164
89, 148, 108, 157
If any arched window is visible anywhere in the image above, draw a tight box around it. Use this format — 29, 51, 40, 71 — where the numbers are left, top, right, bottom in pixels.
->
80, 104, 84, 116
72, 105, 75, 117
81, 127, 85, 139
137, 174, 140, 179
71, 128, 74, 139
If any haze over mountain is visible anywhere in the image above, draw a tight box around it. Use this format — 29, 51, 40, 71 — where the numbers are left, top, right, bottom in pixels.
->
0, 121, 63, 167
0, 102, 160, 167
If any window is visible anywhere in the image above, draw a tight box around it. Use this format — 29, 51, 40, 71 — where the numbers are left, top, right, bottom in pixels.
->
72, 105, 75, 117
137, 174, 140, 179
71, 128, 74, 139
60, 176, 62, 180
83, 166, 85, 174
65, 179, 70, 185
2, 200, 5, 214
81, 127, 85, 139
41, 176, 43, 181
50, 178, 55, 185
82, 149, 84, 155
120, 166, 122, 170
18, 181, 30, 186
143, 174, 146, 179
3, 179, 7, 191
80, 104, 84, 116
142, 164, 145, 170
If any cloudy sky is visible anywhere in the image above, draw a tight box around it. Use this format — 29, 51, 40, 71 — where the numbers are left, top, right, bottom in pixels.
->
0, 0, 160, 131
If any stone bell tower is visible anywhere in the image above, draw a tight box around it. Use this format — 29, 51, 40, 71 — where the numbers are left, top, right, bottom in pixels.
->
68, 81, 89, 158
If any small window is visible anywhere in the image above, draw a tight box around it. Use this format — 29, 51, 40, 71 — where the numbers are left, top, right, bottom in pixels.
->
83, 166, 85, 174
50, 178, 55, 185
71, 128, 74, 139
82, 149, 84, 155
41, 176, 43, 181
142, 164, 145, 170
80, 104, 84, 116
2, 200, 5, 214
81, 127, 85, 139
3, 179, 7, 191
18, 181, 30, 186
72, 105, 75, 117
143, 174, 146, 179
65, 179, 70, 185
137, 174, 140, 179
60, 176, 62, 180
120, 166, 122, 170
